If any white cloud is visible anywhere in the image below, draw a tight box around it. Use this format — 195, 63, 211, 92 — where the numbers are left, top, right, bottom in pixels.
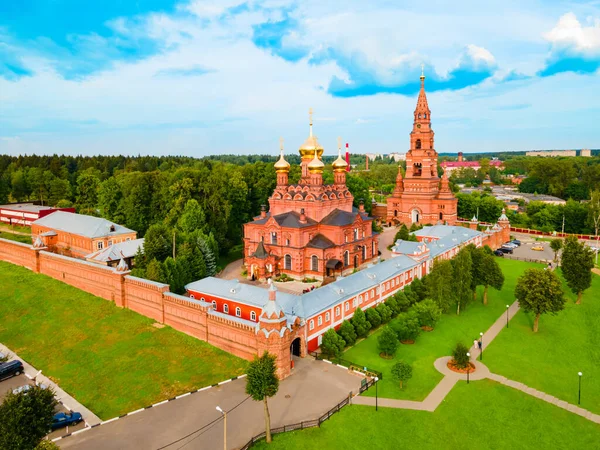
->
543, 12, 600, 55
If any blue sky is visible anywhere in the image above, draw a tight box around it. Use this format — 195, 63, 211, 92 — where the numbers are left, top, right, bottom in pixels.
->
1, 0, 599, 156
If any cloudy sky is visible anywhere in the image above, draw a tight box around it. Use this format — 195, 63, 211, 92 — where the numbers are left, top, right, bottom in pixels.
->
1, 0, 599, 157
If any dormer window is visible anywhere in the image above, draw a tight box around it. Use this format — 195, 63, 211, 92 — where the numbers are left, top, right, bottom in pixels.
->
110, 225, 116, 232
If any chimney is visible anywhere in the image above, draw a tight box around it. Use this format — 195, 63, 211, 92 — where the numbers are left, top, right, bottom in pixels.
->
365, 155, 369, 171
458, 152, 463, 162
260, 204, 267, 218
299, 208, 307, 224
359, 199, 365, 213
345, 143, 350, 172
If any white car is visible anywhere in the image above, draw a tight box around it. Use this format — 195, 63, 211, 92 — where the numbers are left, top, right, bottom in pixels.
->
503, 243, 518, 249
12, 382, 48, 395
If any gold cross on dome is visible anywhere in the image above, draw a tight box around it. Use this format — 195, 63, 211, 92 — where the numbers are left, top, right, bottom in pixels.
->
309, 107, 313, 125
337, 136, 342, 150
279, 137, 284, 151
421, 63, 424, 77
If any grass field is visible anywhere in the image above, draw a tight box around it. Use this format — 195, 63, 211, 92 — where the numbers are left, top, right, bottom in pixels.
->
0, 260, 247, 419
254, 380, 600, 450
0, 231, 32, 244
484, 269, 600, 414
343, 259, 542, 400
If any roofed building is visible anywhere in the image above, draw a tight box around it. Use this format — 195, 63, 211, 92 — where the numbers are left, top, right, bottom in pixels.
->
243, 113, 379, 281
32, 211, 137, 258
85, 238, 144, 268
0, 203, 75, 227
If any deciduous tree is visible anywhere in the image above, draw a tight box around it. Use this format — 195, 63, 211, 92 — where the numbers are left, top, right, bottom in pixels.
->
321, 329, 346, 359
561, 236, 594, 304
425, 259, 455, 312
451, 248, 473, 315
391, 361, 412, 389
337, 320, 357, 347
550, 239, 562, 262
245, 352, 279, 444
377, 326, 399, 357
351, 307, 371, 338
365, 307, 382, 329
412, 299, 442, 329
479, 252, 504, 305
515, 268, 565, 332
391, 310, 421, 342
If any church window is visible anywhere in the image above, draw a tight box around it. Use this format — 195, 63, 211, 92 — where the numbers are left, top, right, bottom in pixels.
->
418, 113, 421, 119
335, 306, 340, 317
285, 238, 290, 246
284, 254, 292, 270
309, 320, 314, 330
416, 139, 422, 149
236, 307, 241, 317
311, 255, 318, 272
271, 232, 277, 245
318, 316, 322, 326
362, 246, 367, 260
223, 304, 229, 314
439, 212, 443, 220
372, 241, 376, 256
212, 300, 217, 309
251, 311, 256, 321
344, 251, 350, 266
325, 312, 330, 322
423, 113, 427, 119
353, 228, 359, 241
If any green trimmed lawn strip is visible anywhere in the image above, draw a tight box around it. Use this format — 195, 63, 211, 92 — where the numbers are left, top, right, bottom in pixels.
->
255, 380, 600, 449
0, 261, 247, 419
343, 259, 542, 400
485, 270, 600, 414
0, 232, 32, 244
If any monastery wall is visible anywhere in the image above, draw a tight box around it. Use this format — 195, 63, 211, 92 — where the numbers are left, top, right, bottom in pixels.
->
207, 313, 259, 361
0, 238, 37, 270
123, 275, 168, 322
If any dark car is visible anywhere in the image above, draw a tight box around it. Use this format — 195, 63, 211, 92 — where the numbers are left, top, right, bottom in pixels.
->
0, 360, 24, 381
498, 246, 514, 254
511, 240, 522, 246
494, 249, 504, 257
51, 412, 83, 430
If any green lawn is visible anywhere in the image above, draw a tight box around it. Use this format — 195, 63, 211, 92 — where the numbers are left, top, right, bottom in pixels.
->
484, 269, 600, 414
0, 222, 31, 234
342, 259, 542, 400
0, 261, 247, 419
0, 231, 32, 244
254, 380, 600, 449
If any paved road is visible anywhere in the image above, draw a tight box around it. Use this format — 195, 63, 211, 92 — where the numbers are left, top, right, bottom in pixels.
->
59, 358, 362, 450
377, 226, 397, 260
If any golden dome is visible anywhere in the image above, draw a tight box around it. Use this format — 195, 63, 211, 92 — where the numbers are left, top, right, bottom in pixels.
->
308, 150, 324, 174
332, 141, 348, 172
274, 144, 290, 173
299, 107, 324, 159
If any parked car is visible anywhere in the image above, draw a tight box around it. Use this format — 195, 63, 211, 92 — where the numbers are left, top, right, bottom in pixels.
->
51, 412, 83, 431
494, 249, 505, 257
12, 382, 48, 395
498, 247, 514, 254
503, 242, 518, 249
510, 240, 521, 246
0, 360, 24, 381
532, 245, 544, 251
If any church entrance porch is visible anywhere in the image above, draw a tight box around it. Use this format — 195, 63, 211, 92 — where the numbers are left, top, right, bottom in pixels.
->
325, 259, 343, 278
411, 209, 420, 224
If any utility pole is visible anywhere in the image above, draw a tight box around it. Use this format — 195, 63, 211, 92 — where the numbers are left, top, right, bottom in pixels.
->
562, 215, 565, 235
173, 230, 176, 260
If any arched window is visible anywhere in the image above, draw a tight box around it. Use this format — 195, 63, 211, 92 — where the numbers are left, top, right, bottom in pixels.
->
325, 312, 330, 322
345, 302, 349, 311
439, 212, 443, 220
235, 307, 241, 317
362, 246, 367, 260
416, 139, 422, 149
394, 210, 398, 217
418, 113, 421, 119
371, 289, 375, 299
358, 295, 363, 304
372, 241, 376, 256
201, 297, 205, 302
211, 300, 217, 309
423, 113, 427, 119
309, 320, 314, 330
311, 255, 318, 272
353, 298, 357, 307
190, 294, 195, 299
223, 304, 229, 314
318, 316, 322, 326
284, 254, 292, 270
251, 311, 256, 321
344, 251, 350, 266
335, 306, 340, 316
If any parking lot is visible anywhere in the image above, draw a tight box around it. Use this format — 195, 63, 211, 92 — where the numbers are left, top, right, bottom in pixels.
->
507, 239, 554, 262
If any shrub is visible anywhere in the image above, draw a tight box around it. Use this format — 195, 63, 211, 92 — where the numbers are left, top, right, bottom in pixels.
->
410, 277, 428, 302
321, 329, 346, 359
376, 303, 392, 324
384, 296, 400, 317
391, 310, 421, 342
452, 342, 470, 369
394, 292, 411, 312
403, 285, 419, 306
412, 299, 442, 329
365, 307, 382, 329
377, 326, 399, 357
391, 361, 413, 389
351, 308, 371, 338
337, 320, 357, 347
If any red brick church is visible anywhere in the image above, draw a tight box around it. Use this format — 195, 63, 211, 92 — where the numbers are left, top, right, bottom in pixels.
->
244, 112, 379, 281
386, 72, 458, 226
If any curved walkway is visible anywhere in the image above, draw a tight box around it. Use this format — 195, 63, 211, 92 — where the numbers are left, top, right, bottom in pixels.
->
353, 301, 600, 425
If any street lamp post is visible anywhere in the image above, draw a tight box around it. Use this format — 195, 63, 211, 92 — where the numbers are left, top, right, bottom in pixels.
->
578, 372, 582, 405
466, 353, 470, 384
216, 406, 227, 450
374, 377, 379, 411
506, 304, 510, 328
479, 332, 484, 361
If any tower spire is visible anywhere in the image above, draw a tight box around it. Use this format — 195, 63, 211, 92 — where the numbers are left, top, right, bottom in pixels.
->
309, 107, 313, 137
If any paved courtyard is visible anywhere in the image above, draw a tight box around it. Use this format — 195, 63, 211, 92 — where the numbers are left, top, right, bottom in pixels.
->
59, 358, 363, 450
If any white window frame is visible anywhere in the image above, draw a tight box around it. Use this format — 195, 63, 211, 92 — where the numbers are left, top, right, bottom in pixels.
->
211, 300, 217, 309
325, 312, 330, 322
97, 242, 103, 250
311, 255, 319, 272
335, 306, 340, 317
251, 311, 256, 321
358, 295, 363, 304
223, 304, 229, 314
236, 307, 241, 317
309, 320, 314, 330
345, 302, 349, 311
284, 254, 292, 270
318, 316, 322, 326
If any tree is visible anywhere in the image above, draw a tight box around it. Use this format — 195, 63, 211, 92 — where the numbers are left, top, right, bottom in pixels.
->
245, 352, 279, 444
75, 171, 100, 213
391, 310, 421, 342
0, 385, 57, 450
144, 223, 172, 262
145, 258, 162, 281
337, 320, 357, 347
452, 342, 470, 369
394, 291, 412, 312
451, 248, 473, 315
376, 303, 392, 324
378, 326, 399, 357
365, 307, 382, 329
425, 259, 455, 312
412, 299, 442, 329
177, 199, 207, 234
351, 307, 371, 338
394, 224, 409, 242
479, 253, 504, 305
321, 329, 346, 358
550, 239, 563, 262
409, 277, 427, 302
384, 296, 400, 317
515, 268, 565, 332
561, 236, 594, 304
391, 361, 412, 389
588, 190, 600, 236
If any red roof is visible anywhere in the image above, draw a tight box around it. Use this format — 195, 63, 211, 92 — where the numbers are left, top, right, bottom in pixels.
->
441, 160, 503, 168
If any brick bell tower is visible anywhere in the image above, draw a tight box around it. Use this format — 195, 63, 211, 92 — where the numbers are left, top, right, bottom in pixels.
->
386, 67, 457, 225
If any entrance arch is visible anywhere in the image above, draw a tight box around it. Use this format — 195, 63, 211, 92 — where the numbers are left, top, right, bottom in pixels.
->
354, 255, 359, 268
290, 337, 301, 357
411, 209, 420, 223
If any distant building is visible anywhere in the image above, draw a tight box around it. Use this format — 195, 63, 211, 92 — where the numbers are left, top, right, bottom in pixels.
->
32, 211, 137, 258
0, 203, 75, 227
439, 159, 504, 174
526, 150, 576, 157
581, 149, 591, 157
388, 152, 406, 162
85, 238, 144, 268
365, 153, 383, 161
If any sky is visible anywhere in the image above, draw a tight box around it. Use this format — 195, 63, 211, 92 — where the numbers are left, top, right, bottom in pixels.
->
1, 0, 599, 157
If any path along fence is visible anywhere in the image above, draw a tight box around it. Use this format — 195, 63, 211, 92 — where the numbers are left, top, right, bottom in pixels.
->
240, 378, 376, 449
309, 351, 383, 379
502, 254, 550, 264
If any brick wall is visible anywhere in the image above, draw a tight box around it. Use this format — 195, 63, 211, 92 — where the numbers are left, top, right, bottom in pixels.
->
0, 238, 37, 271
